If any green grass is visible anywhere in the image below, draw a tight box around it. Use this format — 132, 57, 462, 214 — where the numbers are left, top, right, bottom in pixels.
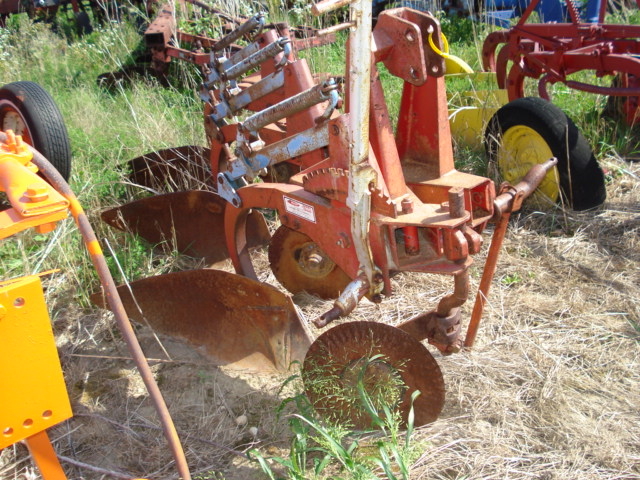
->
250, 359, 426, 480
0, 16, 205, 297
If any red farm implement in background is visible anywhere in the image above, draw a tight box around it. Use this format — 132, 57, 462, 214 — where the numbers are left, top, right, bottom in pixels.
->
483, 0, 640, 126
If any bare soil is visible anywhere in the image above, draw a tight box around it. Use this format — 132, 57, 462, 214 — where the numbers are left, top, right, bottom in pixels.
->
1, 157, 639, 480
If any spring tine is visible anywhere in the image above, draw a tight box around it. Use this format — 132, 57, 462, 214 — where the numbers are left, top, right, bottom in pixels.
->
240, 81, 338, 134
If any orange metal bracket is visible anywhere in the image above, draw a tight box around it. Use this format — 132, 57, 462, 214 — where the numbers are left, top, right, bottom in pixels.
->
0, 131, 69, 239
0, 275, 73, 480
0, 275, 73, 450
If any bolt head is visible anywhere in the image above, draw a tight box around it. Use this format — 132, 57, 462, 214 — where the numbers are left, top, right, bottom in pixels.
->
25, 183, 49, 202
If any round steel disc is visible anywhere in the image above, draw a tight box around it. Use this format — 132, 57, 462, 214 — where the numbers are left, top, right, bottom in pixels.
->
303, 322, 445, 429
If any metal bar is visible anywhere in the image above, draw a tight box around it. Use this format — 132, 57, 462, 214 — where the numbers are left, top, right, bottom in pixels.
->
241, 81, 335, 133
229, 39, 263, 65
517, 0, 541, 25
312, 0, 355, 15
464, 212, 510, 348
230, 71, 284, 111
436, 271, 470, 317
599, 0, 607, 23
144, 3, 175, 48
541, 76, 640, 97
368, 64, 407, 200
247, 123, 330, 171
317, 21, 355, 36
24, 431, 67, 480
176, 31, 221, 49
214, 14, 264, 52
166, 46, 210, 65
346, 0, 379, 297
212, 70, 285, 122
466, 158, 558, 348
223, 37, 290, 80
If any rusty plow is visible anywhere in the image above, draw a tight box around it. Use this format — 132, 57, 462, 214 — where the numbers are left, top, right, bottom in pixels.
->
95, 0, 558, 426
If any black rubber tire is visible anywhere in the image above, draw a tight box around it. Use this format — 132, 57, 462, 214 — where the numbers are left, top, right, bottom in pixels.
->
0, 81, 72, 181
75, 10, 93, 36
485, 97, 606, 211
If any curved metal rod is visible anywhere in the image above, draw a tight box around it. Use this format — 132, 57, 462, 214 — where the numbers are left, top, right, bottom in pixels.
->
5, 132, 192, 480
436, 271, 470, 317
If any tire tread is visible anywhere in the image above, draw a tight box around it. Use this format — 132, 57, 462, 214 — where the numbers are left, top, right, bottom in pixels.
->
0, 81, 72, 180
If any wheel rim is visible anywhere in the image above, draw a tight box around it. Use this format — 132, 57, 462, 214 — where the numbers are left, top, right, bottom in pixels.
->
0, 103, 32, 144
498, 124, 560, 205
268, 225, 351, 299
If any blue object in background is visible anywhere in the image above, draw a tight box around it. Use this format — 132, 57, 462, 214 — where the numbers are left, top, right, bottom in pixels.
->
373, 0, 603, 27
482, 0, 602, 26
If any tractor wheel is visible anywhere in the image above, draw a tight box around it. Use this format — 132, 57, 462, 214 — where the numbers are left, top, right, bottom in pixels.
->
0, 81, 72, 180
485, 97, 606, 211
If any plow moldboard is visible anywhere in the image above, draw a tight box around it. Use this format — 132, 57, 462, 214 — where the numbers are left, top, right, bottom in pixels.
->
101, 190, 271, 264
92, 269, 311, 372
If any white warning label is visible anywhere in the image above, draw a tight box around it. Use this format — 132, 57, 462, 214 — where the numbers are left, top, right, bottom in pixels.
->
283, 196, 316, 223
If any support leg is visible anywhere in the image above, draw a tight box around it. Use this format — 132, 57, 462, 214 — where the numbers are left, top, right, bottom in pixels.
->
24, 430, 67, 480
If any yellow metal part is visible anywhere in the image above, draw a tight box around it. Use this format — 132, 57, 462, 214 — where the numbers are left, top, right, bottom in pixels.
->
0, 275, 73, 450
428, 31, 473, 74
498, 124, 561, 205
447, 73, 509, 147
0, 130, 69, 239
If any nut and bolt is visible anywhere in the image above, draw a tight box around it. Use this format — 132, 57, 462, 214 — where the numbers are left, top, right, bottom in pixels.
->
25, 183, 49, 203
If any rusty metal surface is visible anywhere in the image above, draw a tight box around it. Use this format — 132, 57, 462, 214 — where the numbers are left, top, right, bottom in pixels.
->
145, 3, 175, 49
100, 0, 527, 384
374, 9, 446, 85
303, 322, 445, 429
128, 146, 212, 193
102, 190, 270, 264
92, 269, 311, 372
464, 158, 557, 348
268, 225, 351, 299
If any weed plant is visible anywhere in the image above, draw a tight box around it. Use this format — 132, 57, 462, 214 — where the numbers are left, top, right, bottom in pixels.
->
250, 357, 425, 480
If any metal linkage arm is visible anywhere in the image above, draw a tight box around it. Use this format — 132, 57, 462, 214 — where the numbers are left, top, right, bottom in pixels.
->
240, 80, 338, 135
206, 37, 291, 87
206, 70, 286, 125
224, 37, 291, 81
216, 80, 340, 206
212, 13, 265, 53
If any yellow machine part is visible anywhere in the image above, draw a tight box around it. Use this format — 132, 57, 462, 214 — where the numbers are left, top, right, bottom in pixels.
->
0, 130, 69, 239
0, 275, 73, 450
447, 72, 509, 147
